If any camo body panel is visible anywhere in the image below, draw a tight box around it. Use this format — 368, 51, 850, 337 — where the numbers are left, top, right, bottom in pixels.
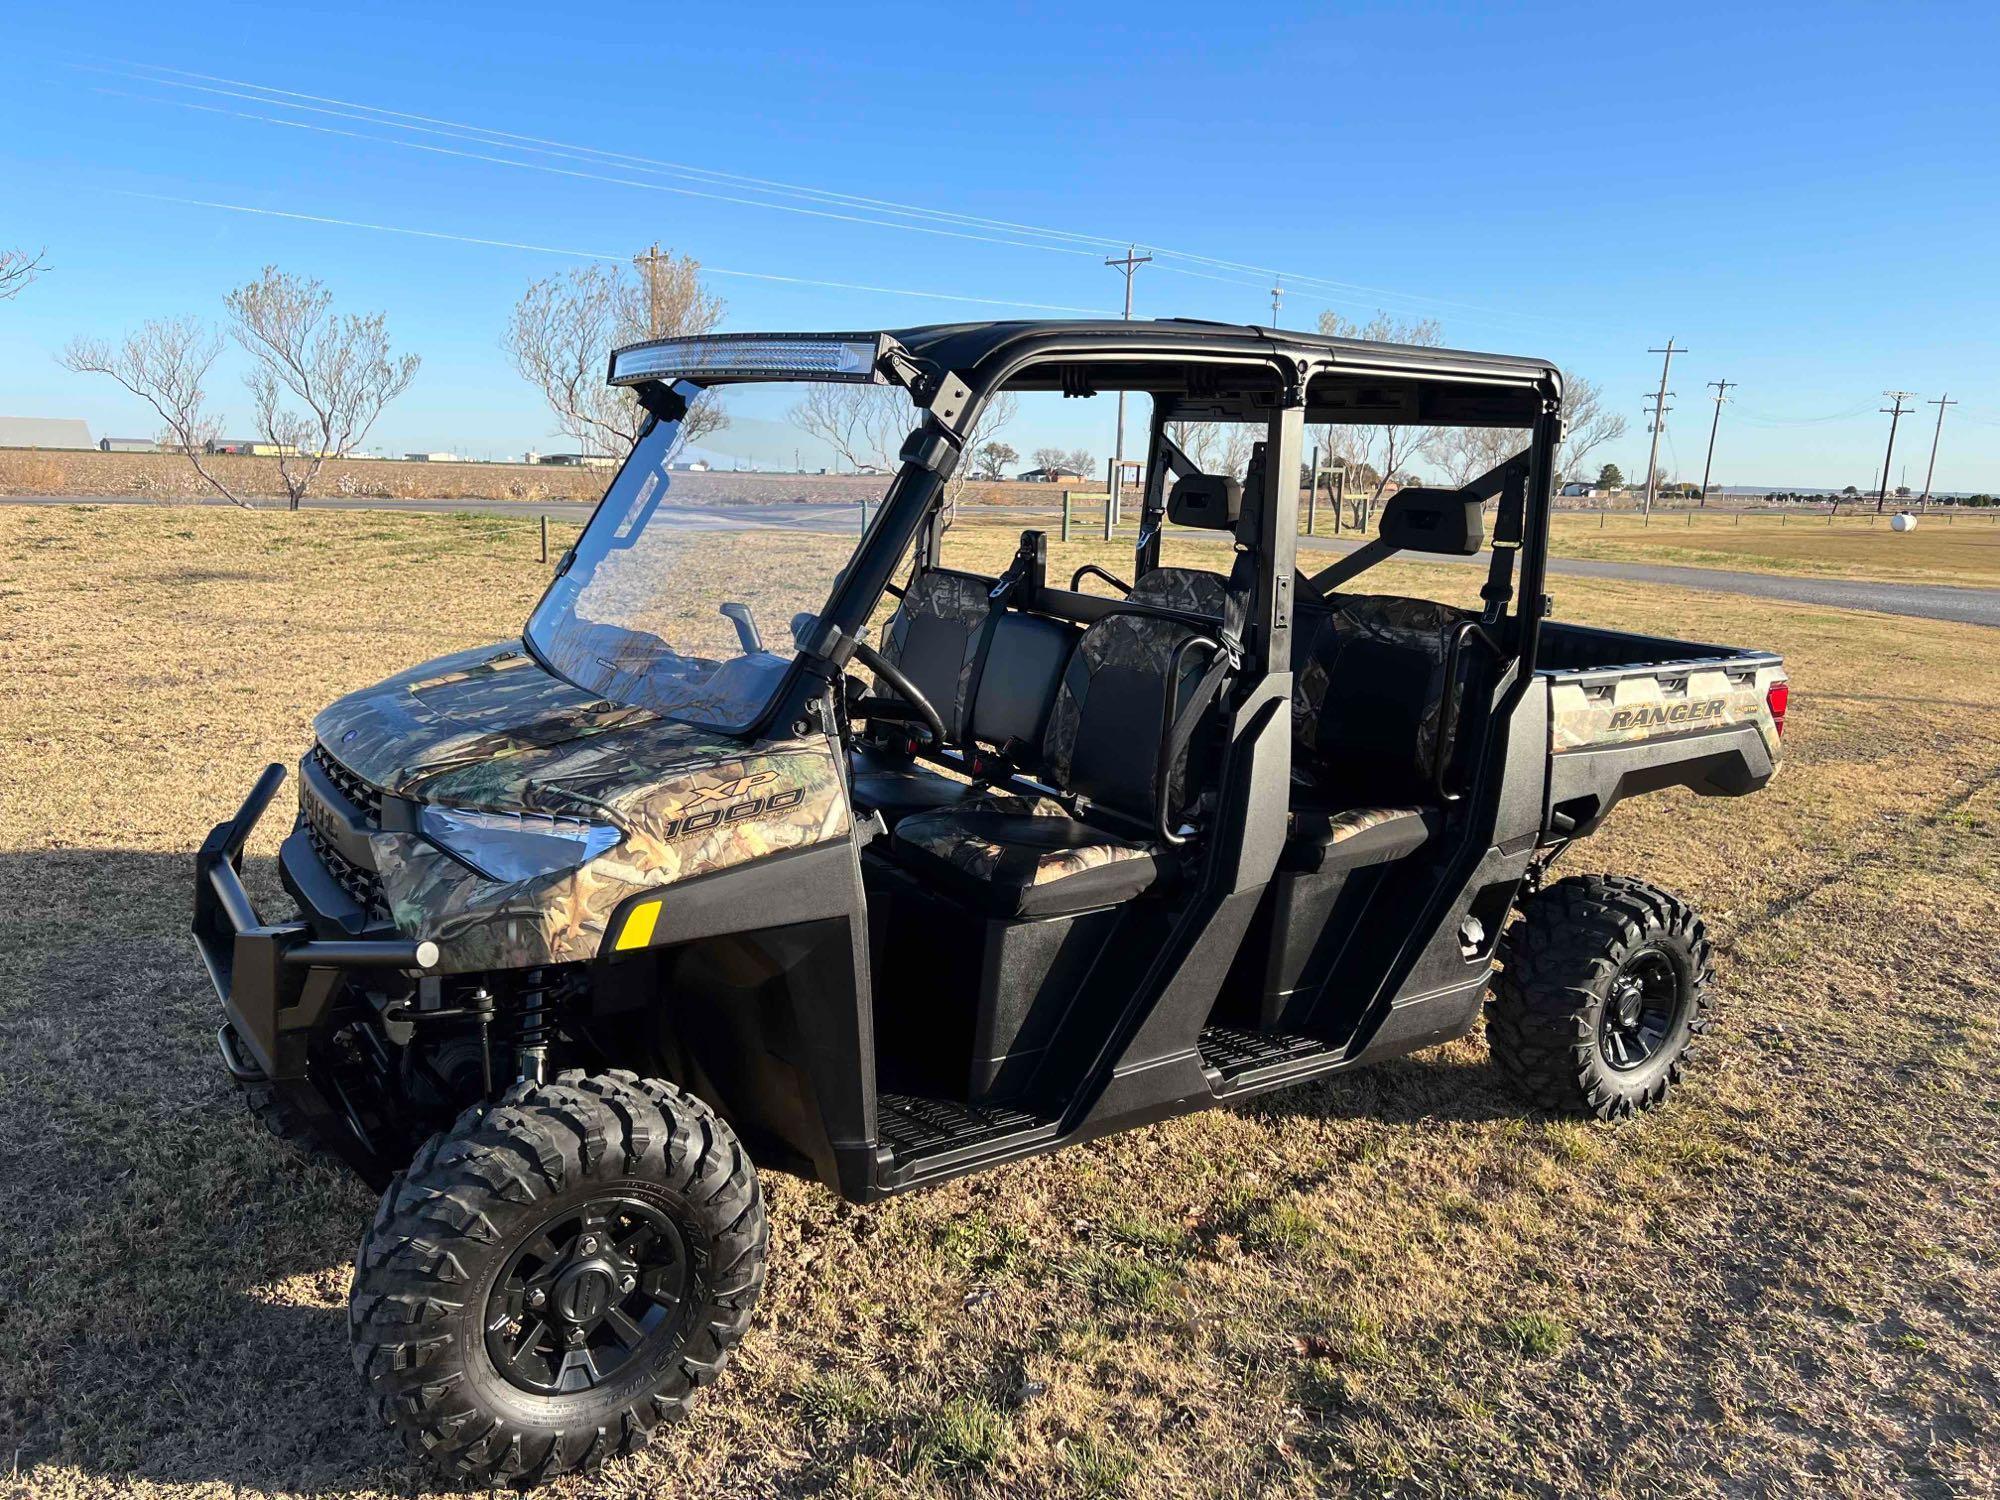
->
1128, 567, 1228, 617
308, 643, 850, 973
883, 568, 995, 740
1291, 594, 1468, 778
893, 794, 1151, 887
1549, 659, 1787, 762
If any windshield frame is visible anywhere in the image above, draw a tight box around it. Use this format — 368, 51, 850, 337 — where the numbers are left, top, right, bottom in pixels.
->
521, 381, 922, 737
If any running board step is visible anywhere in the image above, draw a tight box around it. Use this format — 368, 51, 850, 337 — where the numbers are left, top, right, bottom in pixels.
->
877, 1093, 1058, 1179
1199, 1024, 1342, 1090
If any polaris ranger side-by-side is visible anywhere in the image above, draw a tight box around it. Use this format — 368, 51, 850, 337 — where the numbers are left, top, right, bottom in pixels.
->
195, 320, 1788, 1484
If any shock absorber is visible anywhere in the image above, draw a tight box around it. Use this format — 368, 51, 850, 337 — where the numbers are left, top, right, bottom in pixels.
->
514, 968, 551, 1086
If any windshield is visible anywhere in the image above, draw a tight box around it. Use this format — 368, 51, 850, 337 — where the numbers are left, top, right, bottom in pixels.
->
525, 387, 912, 731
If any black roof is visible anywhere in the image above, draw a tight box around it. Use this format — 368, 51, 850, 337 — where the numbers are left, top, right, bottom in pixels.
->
612, 318, 1558, 426
882, 317, 1556, 386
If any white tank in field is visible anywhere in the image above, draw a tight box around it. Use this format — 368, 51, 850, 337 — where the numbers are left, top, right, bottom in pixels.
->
1890, 512, 1918, 532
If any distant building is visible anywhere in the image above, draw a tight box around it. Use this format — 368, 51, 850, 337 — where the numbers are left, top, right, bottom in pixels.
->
1017, 466, 1086, 483
0, 416, 94, 449
669, 459, 711, 472
208, 439, 298, 457
1558, 481, 1602, 498
404, 451, 460, 463
538, 453, 616, 468
100, 436, 158, 453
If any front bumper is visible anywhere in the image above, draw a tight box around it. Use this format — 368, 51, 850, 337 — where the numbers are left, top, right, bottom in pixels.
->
194, 762, 437, 1179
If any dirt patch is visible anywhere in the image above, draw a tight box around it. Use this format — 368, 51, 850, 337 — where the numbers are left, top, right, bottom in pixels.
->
1, 506, 1996, 1497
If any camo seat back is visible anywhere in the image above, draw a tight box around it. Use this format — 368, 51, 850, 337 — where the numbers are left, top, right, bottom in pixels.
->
1290, 593, 1472, 801
879, 567, 996, 743
1126, 566, 1228, 618
1043, 610, 1219, 825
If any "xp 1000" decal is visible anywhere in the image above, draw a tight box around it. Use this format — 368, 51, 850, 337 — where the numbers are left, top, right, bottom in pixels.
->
658, 770, 806, 840
1607, 698, 1729, 732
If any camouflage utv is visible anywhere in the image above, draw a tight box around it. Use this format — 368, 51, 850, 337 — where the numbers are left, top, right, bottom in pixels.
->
197, 321, 1789, 1484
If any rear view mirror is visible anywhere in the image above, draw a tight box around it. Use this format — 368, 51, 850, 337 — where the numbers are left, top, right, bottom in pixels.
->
1377, 488, 1484, 556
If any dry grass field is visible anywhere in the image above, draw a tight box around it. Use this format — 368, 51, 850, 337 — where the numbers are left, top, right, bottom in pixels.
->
1542, 511, 2000, 588
2, 505, 1997, 1499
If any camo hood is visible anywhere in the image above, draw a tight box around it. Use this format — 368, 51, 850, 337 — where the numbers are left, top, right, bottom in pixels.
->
311, 642, 852, 971
313, 641, 664, 796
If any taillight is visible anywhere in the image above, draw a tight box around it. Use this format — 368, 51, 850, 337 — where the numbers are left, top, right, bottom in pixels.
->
1766, 681, 1789, 738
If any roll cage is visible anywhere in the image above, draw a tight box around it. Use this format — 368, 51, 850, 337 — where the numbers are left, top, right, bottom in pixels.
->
607, 318, 1565, 751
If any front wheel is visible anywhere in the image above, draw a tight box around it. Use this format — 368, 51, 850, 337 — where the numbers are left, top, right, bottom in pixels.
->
1488, 874, 1713, 1119
349, 1070, 767, 1486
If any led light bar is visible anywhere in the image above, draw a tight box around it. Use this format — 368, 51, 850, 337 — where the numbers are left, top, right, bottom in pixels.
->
608, 333, 890, 387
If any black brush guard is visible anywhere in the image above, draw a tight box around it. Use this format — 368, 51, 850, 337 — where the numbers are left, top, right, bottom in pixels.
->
195, 762, 437, 1183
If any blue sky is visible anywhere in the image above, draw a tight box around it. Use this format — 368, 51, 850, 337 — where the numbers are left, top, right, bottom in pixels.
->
2, 0, 1996, 489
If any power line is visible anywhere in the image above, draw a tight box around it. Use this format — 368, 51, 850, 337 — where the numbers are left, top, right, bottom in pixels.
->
110, 192, 1116, 314
1875, 391, 1917, 513
1641, 338, 1683, 519
1698, 377, 1736, 507
1919, 393, 1957, 508
95, 60, 1564, 334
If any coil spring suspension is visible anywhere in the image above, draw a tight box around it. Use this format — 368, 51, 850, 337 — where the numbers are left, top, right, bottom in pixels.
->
514, 968, 552, 1086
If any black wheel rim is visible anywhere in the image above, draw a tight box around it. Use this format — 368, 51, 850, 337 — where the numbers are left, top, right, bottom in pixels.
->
483, 1196, 692, 1396
1599, 948, 1682, 1072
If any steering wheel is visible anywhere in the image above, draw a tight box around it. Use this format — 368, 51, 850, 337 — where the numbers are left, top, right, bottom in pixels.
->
849, 638, 947, 748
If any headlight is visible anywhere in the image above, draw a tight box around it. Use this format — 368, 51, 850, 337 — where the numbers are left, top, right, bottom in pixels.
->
418, 805, 622, 883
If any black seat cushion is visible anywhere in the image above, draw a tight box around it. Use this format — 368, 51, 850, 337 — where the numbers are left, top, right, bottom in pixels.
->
1282, 804, 1436, 873
890, 794, 1162, 918
850, 743, 973, 827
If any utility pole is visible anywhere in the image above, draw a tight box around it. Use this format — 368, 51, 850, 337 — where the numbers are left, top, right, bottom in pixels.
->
1919, 393, 1957, 509
1105, 244, 1152, 529
1875, 391, 1916, 513
1269, 277, 1283, 327
1641, 338, 1683, 519
1697, 377, 1735, 507
633, 241, 668, 336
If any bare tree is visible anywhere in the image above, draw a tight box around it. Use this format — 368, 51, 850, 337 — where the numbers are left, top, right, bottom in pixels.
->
1433, 425, 1521, 488
1311, 311, 1446, 522
1166, 419, 1256, 479
1554, 369, 1626, 482
1062, 448, 1096, 480
226, 266, 420, 509
1164, 418, 1221, 472
1030, 446, 1070, 475
60, 318, 245, 505
0, 248, 46, 303
504, 252, 726, 459
789, 382, 911, 472
972, 440, 1018, 480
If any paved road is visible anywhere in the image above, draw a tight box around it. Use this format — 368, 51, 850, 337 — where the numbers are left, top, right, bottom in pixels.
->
10, 492, 1996, 628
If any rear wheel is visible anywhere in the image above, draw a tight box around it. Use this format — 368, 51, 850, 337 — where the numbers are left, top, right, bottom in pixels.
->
349, 1070, 767, 1486
1488, 874, 1713, 1119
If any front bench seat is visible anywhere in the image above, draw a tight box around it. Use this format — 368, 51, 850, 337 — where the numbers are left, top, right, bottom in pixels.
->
891, 608, 1222, 919
851, 567, 1000, 825
891, 793, 1157, 918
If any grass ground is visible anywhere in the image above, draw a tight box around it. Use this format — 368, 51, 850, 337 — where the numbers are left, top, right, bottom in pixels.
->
2, 505, 1996, 1498
1541, 511, 2000, 588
